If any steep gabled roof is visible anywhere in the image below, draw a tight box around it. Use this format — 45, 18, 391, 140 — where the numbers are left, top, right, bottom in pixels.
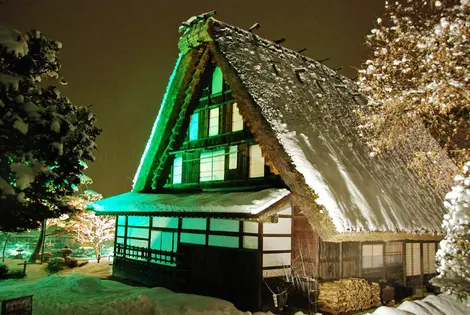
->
132, 13, 452, 241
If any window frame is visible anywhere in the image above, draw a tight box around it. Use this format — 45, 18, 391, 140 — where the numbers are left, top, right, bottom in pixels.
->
199, 149, 225, 182
362, 243, 384, 269
249, 144, 265, 178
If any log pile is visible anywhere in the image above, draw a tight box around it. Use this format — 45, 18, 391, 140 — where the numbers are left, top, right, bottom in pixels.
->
318, 278, 381, 313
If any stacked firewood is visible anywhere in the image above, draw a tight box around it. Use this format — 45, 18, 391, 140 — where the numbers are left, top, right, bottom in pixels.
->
318, 278, 381, 313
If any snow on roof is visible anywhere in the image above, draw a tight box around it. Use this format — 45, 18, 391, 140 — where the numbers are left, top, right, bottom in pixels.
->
0, 25, 29, 57
89, 188, 290, 219
203, 18, 445, 236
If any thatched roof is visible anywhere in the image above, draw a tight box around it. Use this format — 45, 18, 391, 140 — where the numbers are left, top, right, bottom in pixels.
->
131, 13, 450, 242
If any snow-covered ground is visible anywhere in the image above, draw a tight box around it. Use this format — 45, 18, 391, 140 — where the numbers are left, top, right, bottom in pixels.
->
0, 260, 273, 315
1, 260, 468, 315
366, 294, 469, 315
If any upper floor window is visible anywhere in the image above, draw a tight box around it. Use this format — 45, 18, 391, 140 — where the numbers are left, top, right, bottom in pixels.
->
211, 66, 224, 95
229, 146, 237, 170
232, 103, 243, 132
249, 144, 265, 178
172, 155, 183, 184
200, 150, 225, 182
209, 107, 219, 136
189, 113, 199, 141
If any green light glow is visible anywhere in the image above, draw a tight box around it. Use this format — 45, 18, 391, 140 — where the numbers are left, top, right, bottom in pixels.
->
189, 112, 199, 141
211, 66, 223, 95
132, 53, 183, 191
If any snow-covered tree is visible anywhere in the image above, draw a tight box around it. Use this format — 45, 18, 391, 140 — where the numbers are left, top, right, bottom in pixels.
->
67, 190, 115, 261
356, 0, 470, 186
431, 162, 470, 300
0, 25, 102, 232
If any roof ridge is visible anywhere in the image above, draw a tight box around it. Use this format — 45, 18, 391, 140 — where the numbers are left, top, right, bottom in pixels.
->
208, 17, 354, 85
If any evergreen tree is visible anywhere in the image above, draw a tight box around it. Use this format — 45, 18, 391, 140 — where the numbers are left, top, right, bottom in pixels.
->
0, 25, 102, 232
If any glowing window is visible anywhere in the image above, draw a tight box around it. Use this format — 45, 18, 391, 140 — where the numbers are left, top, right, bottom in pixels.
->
406, 243, 421, 276
249, 144, 265, 178
423, 242, 437, 274
172, 155, 182, 184
362, 244, 384, 269
229, 146, 237, 170
200, 150, 225, 182
232, 103, 243, 132
189, 113, 199, 141
211, 66, 223, 95
209, 107, 219, 136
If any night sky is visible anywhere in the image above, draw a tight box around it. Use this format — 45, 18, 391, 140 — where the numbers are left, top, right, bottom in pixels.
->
0, 0, 384, 197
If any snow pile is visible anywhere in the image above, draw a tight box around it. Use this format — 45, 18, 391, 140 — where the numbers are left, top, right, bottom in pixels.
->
367, 294, 469, 315
0, 273, 270, 315
431, 162, 470, 299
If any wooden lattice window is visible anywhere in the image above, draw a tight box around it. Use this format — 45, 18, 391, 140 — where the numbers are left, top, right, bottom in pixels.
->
229, 145, 238, 170
385, 241, 403, 266
200, 150, 225, 182
406, 242, 421, 276
208, 107, 220, 136
362, 244, 384, 269
249, 144, 264, 178
172, 155, 183, 184
232, 103, 243, 132
423, 242, 437, 274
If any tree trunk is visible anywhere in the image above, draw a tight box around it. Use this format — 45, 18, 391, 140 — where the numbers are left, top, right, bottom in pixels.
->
2, 234, 8, 262
29, 220, 46, 263
95, 244, 101, 263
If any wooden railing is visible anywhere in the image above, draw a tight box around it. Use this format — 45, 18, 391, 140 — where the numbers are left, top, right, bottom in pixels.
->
115, 243, 182, 266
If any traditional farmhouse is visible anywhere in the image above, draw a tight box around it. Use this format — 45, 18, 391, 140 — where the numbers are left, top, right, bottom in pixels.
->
89, 12, 450, 311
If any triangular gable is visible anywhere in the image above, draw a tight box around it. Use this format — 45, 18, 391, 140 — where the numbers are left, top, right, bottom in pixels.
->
133, 44, 277, 193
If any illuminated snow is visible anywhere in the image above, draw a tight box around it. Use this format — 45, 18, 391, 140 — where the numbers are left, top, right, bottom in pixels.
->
0, 272, 268, 315
211, 19, 445, 234
89, 188, 290, 216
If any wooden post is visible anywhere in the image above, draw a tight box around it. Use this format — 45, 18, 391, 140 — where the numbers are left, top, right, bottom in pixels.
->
402, 241, 407, 286
359, 243, 363, 278
112, 215, 118, 265
148, 217, 152, 263
22, 260, 27, 276
420, 242, 424, 287
315, 234, 320, 278
339, 242, 343, 279
383, 242, 387, 280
